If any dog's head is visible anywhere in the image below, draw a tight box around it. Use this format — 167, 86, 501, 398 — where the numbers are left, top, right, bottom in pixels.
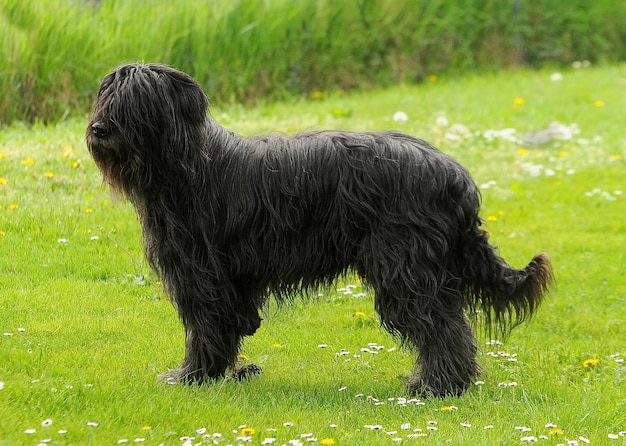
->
86, 63, 209, 196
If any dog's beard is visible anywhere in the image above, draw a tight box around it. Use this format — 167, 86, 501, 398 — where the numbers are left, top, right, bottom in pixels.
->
86, 134, 124, 197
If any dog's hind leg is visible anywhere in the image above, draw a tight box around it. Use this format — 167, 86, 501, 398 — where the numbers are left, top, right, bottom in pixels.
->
358, 235, 478, 397
406, 302, 478, 398
374, 280, 478, 397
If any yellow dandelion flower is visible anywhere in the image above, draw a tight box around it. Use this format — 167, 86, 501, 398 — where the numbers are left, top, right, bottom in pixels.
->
72, 161, 84, 169
240, 427, 255, 436
427, 74, 438, 82
0, 230, 6, 236
487, 215, 497, 222
440, 405, 458, 411
610, 154, 624, 161
272, 343, 283, 348
85, 208, 93, 214
583, 358, 599, 368
558, 151, 568, 157
517, 148, 529, 156
0, 177, 7, 185
513, 97, 525, 109
321, 438, 335, 446
9, 204, 18, 210
549, 427, 565, 436
497, 210, 504, 216
237, 354, 249, 361
354, 311, 367, 318
311, 91, 324, 100
44, 172, 54, 178
21, 158, 35, 166
142, 425, 151, 430
594, 100, 605, 107
0, 153, 7, 159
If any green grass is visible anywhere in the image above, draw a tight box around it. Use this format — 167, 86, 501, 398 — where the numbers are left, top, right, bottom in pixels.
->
1, 65, 625, 444
2, 0, 626, 123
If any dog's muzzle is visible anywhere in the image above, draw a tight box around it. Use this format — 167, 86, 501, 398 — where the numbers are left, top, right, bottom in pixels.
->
91, 121, 109, 138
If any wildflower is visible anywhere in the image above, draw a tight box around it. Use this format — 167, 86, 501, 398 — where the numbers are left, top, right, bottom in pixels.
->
321, 439, 335, 445
62, 145, 74, 158
550, 72, 563, 82
558, 151, 569, 157
72, 160, 84, 169
237, 353, 249, 361
427, 74, 438, 82
594, 100, 605, 107
85, 208, 93, 214
0, 153, 6, 159
0, 381, 5, 389
21, 158, 35, 166
42, 419, 53, 427
513, 98, 525, 109
0, 177, 6, 185
583, 358, 599, 368
142, 425, 151, 430
311, 91, 323, 100
393, 111, 408, 122
440, 405, 458, 411
272, 343, 283, 348
9, 204, 18, 210
435, 115, 449, 127
487, 215, 497, 222
241, 427, 256, 436
262, 439, 277, 445
354, 311, 367, 318
517, 148, 529, 156
44, 172, 54, 178
0, 231, 5, 237
610, 154, 624, 161
549, 427, 565, 435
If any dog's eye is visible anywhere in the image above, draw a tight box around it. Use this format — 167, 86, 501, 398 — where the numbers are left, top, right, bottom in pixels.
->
91, 122, 110, 138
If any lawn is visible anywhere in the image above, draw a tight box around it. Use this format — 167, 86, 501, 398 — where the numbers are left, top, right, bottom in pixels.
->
0, 64, 625, 445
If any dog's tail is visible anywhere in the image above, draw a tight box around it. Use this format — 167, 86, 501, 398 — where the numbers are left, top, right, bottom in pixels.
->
459, 226, 553, 337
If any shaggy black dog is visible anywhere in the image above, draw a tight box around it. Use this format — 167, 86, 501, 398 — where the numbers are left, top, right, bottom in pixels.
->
86, 63, 553, 397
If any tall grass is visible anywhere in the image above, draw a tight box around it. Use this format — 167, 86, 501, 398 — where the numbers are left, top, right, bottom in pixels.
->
1, 0, 625, 124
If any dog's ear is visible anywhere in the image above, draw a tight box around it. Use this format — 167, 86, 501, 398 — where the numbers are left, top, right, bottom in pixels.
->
151, 66, 210, 171
158, 67, 209, 127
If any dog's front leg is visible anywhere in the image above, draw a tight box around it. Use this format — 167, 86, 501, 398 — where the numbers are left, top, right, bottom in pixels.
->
160, 293, 263, 385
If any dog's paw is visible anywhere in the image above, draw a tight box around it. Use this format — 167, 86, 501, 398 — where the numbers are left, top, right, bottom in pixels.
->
232, 363, 262, 381
158, 368, 184, 386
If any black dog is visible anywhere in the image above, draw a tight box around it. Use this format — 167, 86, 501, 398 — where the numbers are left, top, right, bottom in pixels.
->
86, 63, 552, 397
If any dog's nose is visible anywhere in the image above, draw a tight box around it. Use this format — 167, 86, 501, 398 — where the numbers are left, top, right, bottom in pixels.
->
91, 122, 109, 137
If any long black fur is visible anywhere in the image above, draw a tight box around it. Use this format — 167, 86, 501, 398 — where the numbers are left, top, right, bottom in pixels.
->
86, 63, 553, 397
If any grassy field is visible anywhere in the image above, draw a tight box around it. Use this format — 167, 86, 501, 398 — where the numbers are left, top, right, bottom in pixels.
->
1, 65, 625, 444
